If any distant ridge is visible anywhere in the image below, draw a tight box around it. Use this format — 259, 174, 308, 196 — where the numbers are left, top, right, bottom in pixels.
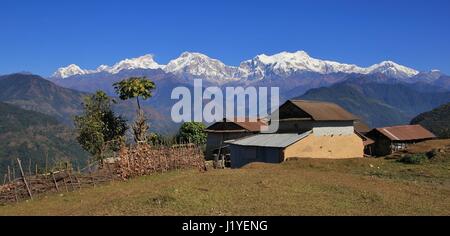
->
411, 102, 450, 138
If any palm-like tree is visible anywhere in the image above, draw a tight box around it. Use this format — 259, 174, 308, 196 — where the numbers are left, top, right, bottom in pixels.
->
113, 77, 156, 143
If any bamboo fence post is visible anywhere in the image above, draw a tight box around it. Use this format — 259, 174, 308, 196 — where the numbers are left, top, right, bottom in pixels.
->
87, 161, 96, 187
91, 173, 96, 187
66, 164, 75, 191
28, 158, 32, 176
17, 158, 33, 200
61, 172, 69, 192
51, 172, 59, 192
7, 166, 11, 183
13, 185, 19, 202
74, 175, 82, 190
45, 149, 48, 174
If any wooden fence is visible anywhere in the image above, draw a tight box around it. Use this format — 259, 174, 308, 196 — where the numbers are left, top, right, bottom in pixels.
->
0, 143, 206, 204
0, 158, 116, 204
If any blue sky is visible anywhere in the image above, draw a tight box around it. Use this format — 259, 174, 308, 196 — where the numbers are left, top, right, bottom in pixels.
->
1, 0, 449, 76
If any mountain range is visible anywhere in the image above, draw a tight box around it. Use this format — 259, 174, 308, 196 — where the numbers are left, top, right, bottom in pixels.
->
52, 51, 424, 82
47, 50, 450, 132
2, 51, 450, 135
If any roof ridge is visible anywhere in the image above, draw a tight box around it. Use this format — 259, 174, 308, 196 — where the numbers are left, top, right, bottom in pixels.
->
377, 124, 422, 129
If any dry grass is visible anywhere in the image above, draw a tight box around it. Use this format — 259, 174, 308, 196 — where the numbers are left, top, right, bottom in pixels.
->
1, 150, 450, 216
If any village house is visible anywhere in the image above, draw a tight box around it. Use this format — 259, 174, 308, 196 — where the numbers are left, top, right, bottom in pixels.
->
366, 124, 436, 156
225, 100, 366, 168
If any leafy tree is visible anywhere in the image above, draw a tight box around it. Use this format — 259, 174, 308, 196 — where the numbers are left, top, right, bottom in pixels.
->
113, 77, 156, 111
177, 122, 207, 144
74, 91, 128, 163
113, 77, 156, 143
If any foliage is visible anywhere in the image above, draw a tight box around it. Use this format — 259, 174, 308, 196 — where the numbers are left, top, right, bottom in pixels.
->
411, 102, 450, 138
177, 122, 207, 144
399, 153, 429, 164
148, 132, 164, 145
113, 77, 156, 143
74, 91, 128, 162
113, 77, 156, 110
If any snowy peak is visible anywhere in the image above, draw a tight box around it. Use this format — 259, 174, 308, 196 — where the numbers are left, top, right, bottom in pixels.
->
106, 54, 163, 74
165, 52, 239, 82
366, 61, 419, 78
52, 54, 164, 78
239, 50, 366, 80
52, 64, 88, 78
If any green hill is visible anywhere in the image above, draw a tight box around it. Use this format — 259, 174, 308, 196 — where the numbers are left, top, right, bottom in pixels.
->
297, 82, 450, 127
411, 102, 450, 138
0, 102, 90, 175
0, 73, 87, 125
0, 73, 175, 134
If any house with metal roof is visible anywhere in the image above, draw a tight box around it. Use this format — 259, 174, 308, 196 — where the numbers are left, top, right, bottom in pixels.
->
225, 100, 365, 168
366, 124, 436, 156
205, 118, 267, 161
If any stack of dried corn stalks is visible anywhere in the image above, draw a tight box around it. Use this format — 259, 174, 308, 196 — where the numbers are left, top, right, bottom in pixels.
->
116, 143, 207, 179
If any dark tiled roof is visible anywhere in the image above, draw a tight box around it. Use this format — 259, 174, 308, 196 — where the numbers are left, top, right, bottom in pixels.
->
289, 100, 359, 121
206, 118, 267, 132
354, 120, 371, 134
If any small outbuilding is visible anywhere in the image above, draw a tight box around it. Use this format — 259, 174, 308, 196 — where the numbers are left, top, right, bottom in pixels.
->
205, 118, 267, 160
366, 124, 436, 156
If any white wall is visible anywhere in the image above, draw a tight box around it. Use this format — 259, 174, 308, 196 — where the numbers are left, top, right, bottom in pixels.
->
312, 125, 354, 136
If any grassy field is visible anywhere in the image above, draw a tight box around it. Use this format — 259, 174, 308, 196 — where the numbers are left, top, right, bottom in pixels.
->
1, 141, 450, 216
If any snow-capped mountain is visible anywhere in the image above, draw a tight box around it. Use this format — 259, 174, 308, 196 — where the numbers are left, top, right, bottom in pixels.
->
52, 64, 89, 78
238, 51, 419, 80
365, 61, 418, 79
238, 51, 367, 80
51, 50, 421, 80
53, 54, 163, 78
102, 54, 163, 74
165, 52, 239, 82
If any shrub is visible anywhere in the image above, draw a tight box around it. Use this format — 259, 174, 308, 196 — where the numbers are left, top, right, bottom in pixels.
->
426, 149, 438, 159
399, 153, 428, 164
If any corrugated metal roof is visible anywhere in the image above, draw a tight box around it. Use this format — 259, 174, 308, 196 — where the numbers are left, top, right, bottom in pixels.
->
375, 125, 436, 141
226, 131, 312, 148
289, 100, 359, 121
